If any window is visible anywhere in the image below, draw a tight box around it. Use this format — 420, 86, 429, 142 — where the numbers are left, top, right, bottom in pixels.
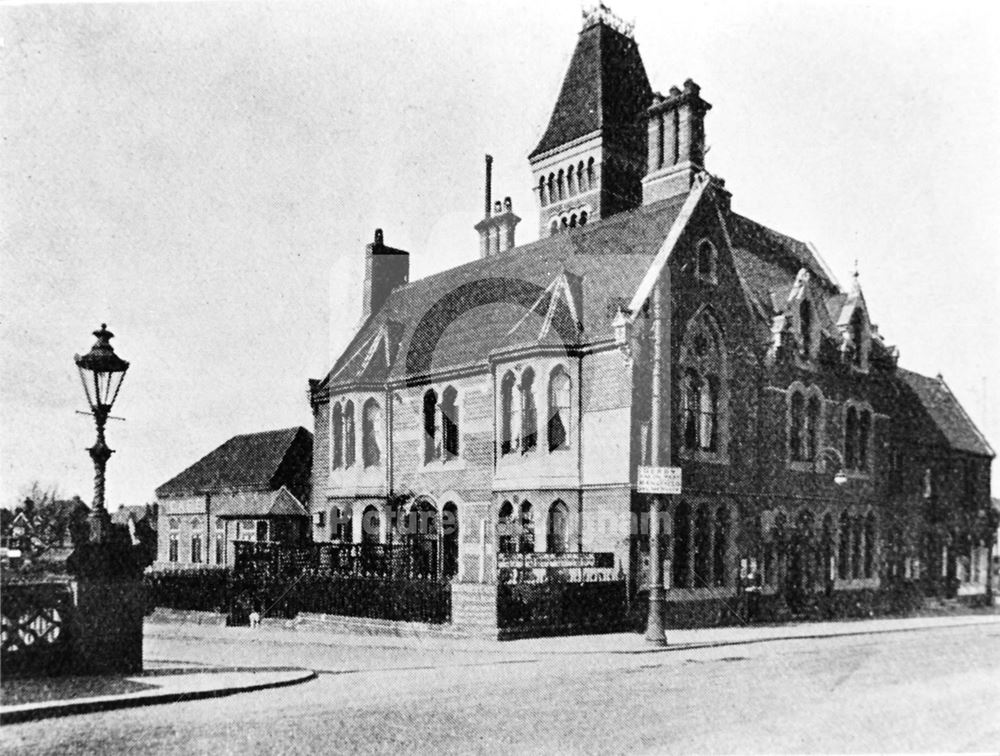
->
547, 500, 570, 554
863, 512, 876, 578
331, 506, 348, 541
520, 369, 537, 452
850, 516, 863, 579
713, 507, 729, 587
821, 514, 835, 583
361, 398, 382, 467
693, 506, 711, 587
441, 387, 459, 460
844, 406, 858, 469
519, 501, 535, 553
577, 160, 586, 192
804, 395, 821, 461
498, 501, 515, 555
168, 518, 179, 563
586, 158, 595, 188
423, 389, 439, 463
557, 169, 565, 200
215, 532, 224, 565
579, 210, 588, 226
538, 176, 547, 206
500, 371, 516, 455
696, 240, 717, 282
547, 174, 555, 204
331, 403, 343, 469
679, 311, 727, 457
191, 533, 202, 564
343, 401, 356, 467
790, 391, 805, 462
361, 505, 380, 546
547, 366, 571, 451
850, 309, 865, 367
567, 164, 576, 196
672, 501, 691, 588
256, 521, 268, 542
799, 300, 814, 359
838, 511, 850, 580
858, 410, 871, 470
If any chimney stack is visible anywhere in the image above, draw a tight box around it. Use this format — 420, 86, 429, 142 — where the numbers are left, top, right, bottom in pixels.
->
642, 79, 712, 205
362, 228, 409, 320
474, 158, 521, 258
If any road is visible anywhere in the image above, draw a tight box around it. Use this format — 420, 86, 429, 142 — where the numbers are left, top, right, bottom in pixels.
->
3, 623, 998, 754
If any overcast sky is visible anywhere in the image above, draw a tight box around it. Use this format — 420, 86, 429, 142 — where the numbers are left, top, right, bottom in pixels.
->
2, 0, 998, 507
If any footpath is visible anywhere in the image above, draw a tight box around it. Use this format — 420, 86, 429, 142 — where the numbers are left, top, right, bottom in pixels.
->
5, 611, 999, 724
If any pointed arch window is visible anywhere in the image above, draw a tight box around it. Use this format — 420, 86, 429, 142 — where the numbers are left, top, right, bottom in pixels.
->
423, 390, 439, 463
500, 371, 517, 455
858, 409, 871, 470
799, 300, 814, 358
679, 312, 727, 458
331, 403, 343, 470
696, 239, 717, 283
520, 369, 537, 452
547, 500, 570, 554
789, 390, 805, 462
805, 394, 821, 461
838, 511, 850, 580
547, 366, 571, 451
864, 512, 876, 578
497, 501, 515, 555
845, 406, 858, 469
362, 398, 382, 468
519, 501, 535, 553
343, 401, 356, 467
441, 386, 459, 460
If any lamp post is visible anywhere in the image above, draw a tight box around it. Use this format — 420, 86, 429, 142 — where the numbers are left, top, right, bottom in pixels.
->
75, 324, 129, 544
816, 447, 849, 487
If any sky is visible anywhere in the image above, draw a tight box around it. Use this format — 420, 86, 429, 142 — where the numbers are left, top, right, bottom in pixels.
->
1, 0, 998, 507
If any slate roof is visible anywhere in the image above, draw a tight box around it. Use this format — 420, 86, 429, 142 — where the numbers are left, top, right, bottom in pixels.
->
214, 487, 307, 518
895, 369, 994, 457
530, 20, 651, 159
156, 427, 312, 497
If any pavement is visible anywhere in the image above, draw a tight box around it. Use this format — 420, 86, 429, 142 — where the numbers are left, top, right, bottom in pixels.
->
4, 611, 999, 725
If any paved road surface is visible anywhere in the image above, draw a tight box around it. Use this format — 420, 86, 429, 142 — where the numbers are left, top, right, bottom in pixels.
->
3, 623, 998, 754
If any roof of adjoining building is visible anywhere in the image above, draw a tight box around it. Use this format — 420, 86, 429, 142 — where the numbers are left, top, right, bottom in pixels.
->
156, 427, 312, 498
895, 369, 994, 457
213, 487, 307, 518
530, 20, 651, 159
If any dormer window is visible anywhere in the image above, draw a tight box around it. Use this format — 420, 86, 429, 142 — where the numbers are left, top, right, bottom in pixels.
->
695, 239, 717, 283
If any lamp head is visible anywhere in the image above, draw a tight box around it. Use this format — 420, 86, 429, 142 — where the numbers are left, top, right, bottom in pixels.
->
75, 323, 129, 411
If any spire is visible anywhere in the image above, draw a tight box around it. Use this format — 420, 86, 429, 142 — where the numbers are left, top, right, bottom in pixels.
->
529, 5, 652, 237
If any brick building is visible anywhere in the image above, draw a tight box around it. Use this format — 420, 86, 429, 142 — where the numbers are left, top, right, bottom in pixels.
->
307, 7, 993, 621
154, 427, 312, 570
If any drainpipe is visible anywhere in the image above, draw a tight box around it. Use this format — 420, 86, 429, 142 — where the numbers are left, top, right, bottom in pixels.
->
645, 277, 668, 646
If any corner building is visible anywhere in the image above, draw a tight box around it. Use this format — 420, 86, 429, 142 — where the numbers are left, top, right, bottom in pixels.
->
308, 8, 994, 625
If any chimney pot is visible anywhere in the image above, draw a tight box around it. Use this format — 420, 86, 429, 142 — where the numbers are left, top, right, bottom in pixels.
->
374, 228, 383, 245
494, 200, 502, 213
504, 197, 512, 211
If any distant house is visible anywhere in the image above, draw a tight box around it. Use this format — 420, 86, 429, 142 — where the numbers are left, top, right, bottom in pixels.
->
0, 497, 90, 570
154, 427, 313, 570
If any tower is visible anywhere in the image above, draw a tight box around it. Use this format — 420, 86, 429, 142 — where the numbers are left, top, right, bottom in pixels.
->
529, 5, 652, 237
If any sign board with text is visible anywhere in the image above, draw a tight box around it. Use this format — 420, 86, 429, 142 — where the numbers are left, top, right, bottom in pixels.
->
637, 465, 682, 495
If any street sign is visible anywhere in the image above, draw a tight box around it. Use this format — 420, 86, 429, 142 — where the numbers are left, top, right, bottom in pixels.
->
637, 465, 682, 494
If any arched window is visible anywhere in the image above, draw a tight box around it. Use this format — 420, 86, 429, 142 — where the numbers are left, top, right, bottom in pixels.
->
579, 211, 588, 226
845, 406, 858, 470
331, 403, 343, 469
805, 394, 821, 461
863, 512, 876, 578
441, 386, 459, 460
442, 502, 459, 578
331, 505, 348, 542
190, 519, 203, 564
586, 157, 595, 189
569, 214, 577, 228
520, 369, 537, 452
799, 300, 813, 358
693, 506, 711, 586
361, 504, 380, 546
679, 312, 727, 456
538, 176, 547, 206
168, 518, 179, 562
672, 500, 691, 588
362, 398, 382, 468
713, 506, 729, 587
789, 391, 805, 462
577, 160, 586, 191
858, 409, 871, 470
696, 240, 716, 282
343, 401, 356, 468
557, 169, 565, 200
567, 164, 576, 196
547, 500, 570, 554
547, 173, 555, 204
838, 511, 851, 580
500, 371, 517, 455
851, 516, 863, 579
519, 501, 535, 553
497, 501, 515, 555
423, 390, 439, 463
547, 366, 571, 451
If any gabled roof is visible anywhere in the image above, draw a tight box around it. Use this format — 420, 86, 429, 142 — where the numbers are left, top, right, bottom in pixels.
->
214, 487, 307, 518
895, 368, 994, 457
530, 20, 651, 159
156, 427, 312, 498
111, 504, 156, 526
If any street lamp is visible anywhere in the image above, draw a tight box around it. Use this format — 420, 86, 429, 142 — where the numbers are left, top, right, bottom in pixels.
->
75, 323, 129, 543
816, 446, 849, 486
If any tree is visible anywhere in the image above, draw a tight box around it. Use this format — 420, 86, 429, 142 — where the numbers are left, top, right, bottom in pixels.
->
12, 481, 90, 558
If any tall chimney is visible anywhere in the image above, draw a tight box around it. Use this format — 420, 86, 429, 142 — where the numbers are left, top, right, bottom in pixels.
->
362, 228, 409, 320
475, 159, 521, 258
484, 154, 493, 219
642, 79, 712, 205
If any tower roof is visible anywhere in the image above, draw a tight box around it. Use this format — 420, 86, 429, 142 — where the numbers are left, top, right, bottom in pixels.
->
530, 16, 651, 160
